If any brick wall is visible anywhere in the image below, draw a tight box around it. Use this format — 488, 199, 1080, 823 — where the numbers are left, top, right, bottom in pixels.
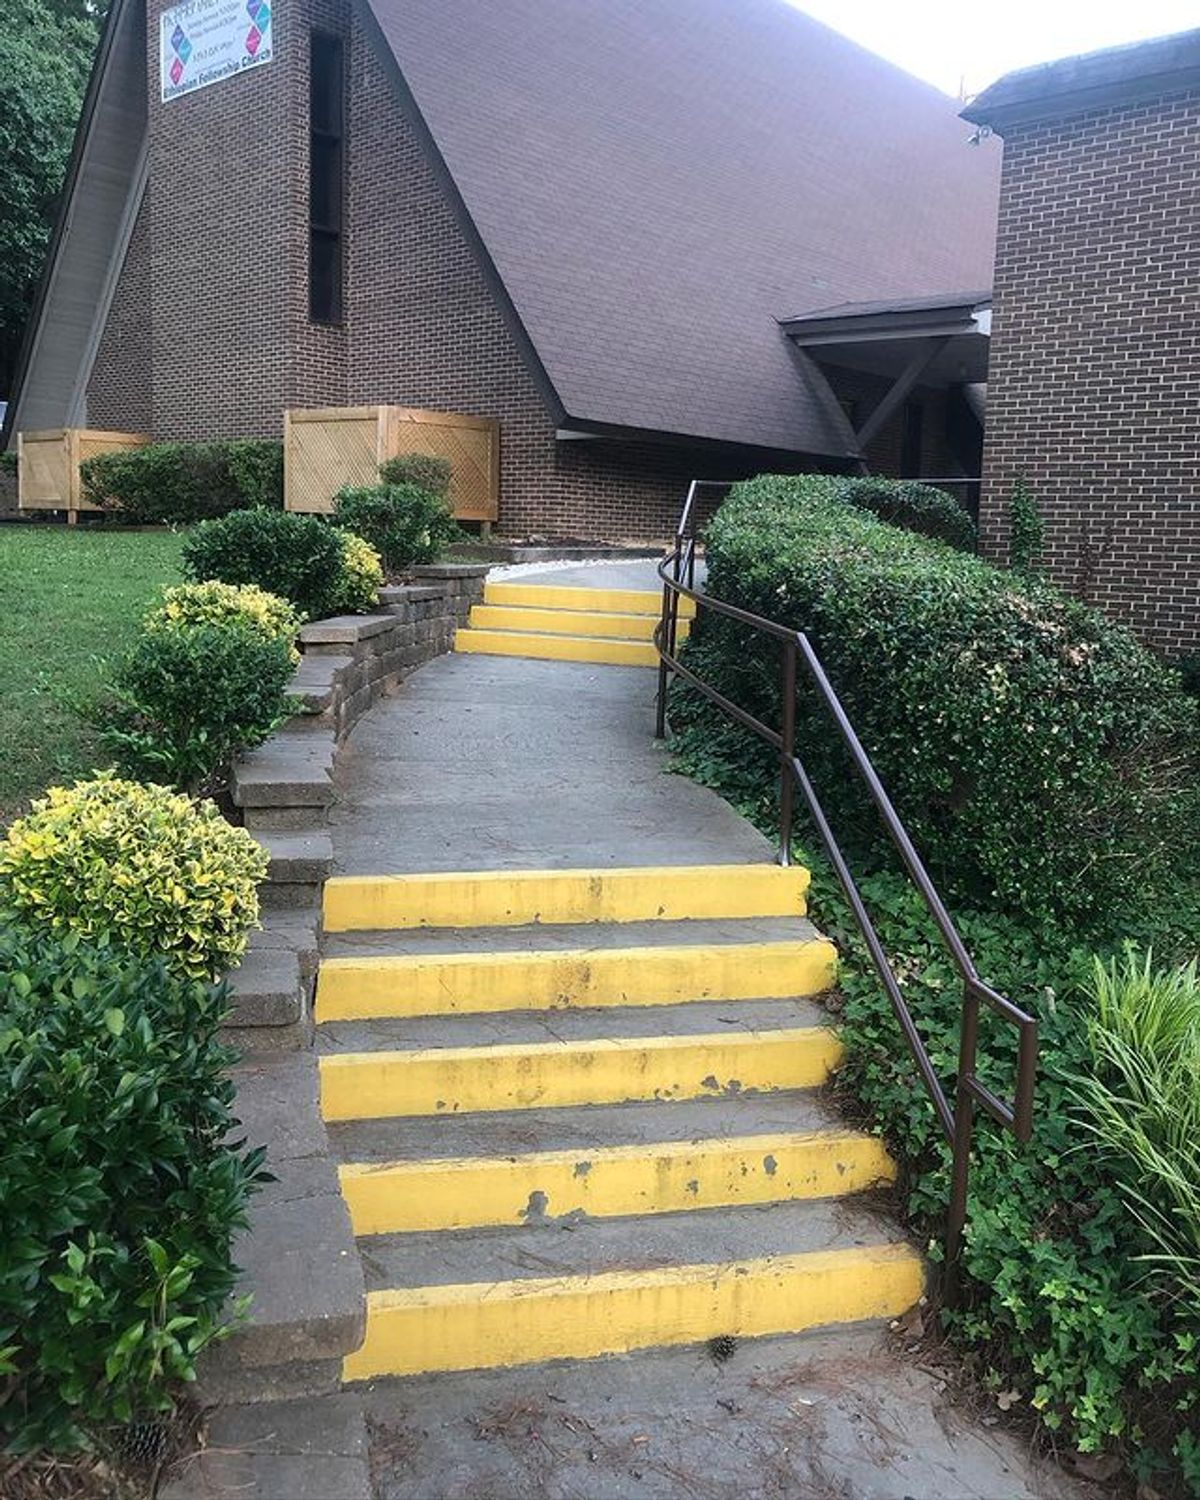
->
980, 88, 1200, 656
83, 3, 925, 539
87, 196, 153, 432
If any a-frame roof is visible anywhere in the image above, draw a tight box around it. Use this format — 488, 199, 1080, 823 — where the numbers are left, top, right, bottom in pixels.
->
6, 0, 1002, 458
364, 0, 1001, 456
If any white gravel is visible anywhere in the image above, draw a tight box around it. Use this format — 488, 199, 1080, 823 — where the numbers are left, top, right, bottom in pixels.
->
485, 556, 662, 580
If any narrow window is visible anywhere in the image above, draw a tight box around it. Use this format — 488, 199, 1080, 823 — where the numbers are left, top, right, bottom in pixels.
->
309, 33, 344, 323
900, 399, 923, 477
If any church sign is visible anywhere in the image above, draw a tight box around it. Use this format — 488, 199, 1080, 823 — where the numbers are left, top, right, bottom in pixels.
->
159, 0, 273, 102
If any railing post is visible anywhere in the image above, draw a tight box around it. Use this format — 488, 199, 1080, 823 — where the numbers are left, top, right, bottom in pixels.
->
655, 582, 672, 740
943, 982, 981, 1306
778, 637, 797, 865
655, 534, 683, 740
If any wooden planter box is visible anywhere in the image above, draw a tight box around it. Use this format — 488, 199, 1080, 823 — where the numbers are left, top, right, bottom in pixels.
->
17, 428, 149, 524
284, 406, 500, 524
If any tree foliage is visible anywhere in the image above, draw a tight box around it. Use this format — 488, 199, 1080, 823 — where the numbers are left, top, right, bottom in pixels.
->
0, 0, 101, 395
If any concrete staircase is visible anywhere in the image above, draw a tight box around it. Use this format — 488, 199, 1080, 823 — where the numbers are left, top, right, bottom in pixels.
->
315, 864, 923, 1384
453, 580, 694, 666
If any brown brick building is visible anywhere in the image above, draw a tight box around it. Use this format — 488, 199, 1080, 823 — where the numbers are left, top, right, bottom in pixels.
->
4, 0, 999, 539
963, 32, 1200, 657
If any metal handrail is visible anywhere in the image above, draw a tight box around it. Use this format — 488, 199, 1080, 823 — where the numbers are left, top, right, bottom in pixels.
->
654, 480, 1038, 1293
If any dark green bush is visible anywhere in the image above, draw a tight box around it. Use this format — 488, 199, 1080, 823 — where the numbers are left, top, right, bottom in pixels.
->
670, 699, 1200, 1484
97, 620, 295, 793
378, 452, 452, 499
671, 475, 1199, 927
181, 507, 348, 620
837, 475, 977, 551
333, 482, 459, 572
0, 450, 17, 479
818, 868, 1200, 1485
1179, 654, 1200, 699
0, 925, 266, 1452
80, 440, 283, 524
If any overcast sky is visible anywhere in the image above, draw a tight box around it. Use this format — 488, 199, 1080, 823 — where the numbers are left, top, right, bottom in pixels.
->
786, 0, 1198, 98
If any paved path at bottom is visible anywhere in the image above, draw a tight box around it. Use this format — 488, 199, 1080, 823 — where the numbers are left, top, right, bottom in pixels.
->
177, 1329, 1095, 1500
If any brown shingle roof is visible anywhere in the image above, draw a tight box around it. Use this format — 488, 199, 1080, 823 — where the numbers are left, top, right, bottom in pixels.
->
365, 0, 1001, 456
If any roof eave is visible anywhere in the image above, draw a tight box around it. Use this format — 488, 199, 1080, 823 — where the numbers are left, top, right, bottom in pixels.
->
1, 0, 127, 450
962, 30, 1200, 133
780, 299, 990, 346
552, 413, 858, 464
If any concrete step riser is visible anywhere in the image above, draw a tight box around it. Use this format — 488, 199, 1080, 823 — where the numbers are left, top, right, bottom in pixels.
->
260, 881, 323, 912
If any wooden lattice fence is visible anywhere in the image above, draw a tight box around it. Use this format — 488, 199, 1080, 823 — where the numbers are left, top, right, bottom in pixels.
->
17, 428, 149, 524
284, 406, 500, 523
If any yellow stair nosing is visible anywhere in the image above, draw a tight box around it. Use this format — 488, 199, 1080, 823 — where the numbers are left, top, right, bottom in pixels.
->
337, 1128, 896, 1235
465, 608, 690, 644
316, 937, 838, 1021
322, 862, 810, 931
454, 627, 659, 665
482, 581, 695, 618
342, 1243, 923, 1380
317, 1025, 843, 1121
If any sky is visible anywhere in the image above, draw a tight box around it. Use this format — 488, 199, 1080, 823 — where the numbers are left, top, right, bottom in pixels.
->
786, 0, 1200, 98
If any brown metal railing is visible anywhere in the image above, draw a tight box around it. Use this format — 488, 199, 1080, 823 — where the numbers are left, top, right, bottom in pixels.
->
654, 480, 1038, 1293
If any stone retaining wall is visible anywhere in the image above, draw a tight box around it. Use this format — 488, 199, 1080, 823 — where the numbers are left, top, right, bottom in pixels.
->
196, 563, 487, 1406
225, 562, 487, 1049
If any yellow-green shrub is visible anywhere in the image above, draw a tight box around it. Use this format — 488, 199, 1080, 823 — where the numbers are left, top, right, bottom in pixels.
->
147, 580, 301, 662
329, 529, 383, 612
0, 774, 267, 979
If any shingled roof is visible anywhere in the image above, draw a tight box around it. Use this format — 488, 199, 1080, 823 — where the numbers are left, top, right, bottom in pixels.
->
365, 0, 1002, 456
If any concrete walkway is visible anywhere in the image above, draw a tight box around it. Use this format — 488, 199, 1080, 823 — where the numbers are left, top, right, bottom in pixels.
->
330, 652, 762, 874
299, 565, 1093, 1500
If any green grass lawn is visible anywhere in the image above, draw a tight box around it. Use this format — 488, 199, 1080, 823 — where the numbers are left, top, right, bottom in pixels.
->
0, 527, 184, 823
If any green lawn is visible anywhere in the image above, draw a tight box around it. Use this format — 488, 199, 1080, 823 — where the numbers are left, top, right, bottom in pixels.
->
0, 527, 184, 823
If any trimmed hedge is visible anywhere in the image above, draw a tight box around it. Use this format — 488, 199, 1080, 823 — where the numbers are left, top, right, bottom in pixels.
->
766, 473, 977, 550
0, 774, 268, 979
181, 507, 380, 619
378, 452, 452, 498
0, 925, 265, 1451
99, 621, 296, 793
80, 440, 283, 524
837, 476, 977, 551
329, 529, 385, 612
333, 482, 459, 572
672, 475, 1199, 926
146, 581, 302, 664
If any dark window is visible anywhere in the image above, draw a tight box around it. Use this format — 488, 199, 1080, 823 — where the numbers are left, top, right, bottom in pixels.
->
309, 33, 344, 323
901, 400, 923, 478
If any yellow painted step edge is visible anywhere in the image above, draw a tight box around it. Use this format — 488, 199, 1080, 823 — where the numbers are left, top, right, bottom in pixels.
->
454, 628, 658, 667
323, 862, 810, 932
318, 1025, 843, 1122
339, 1129, 895, 1235
343, 1242, 923, 1381
468, 604, 692, 643
483, 581, 696, 618
316, 938, 837, 1022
